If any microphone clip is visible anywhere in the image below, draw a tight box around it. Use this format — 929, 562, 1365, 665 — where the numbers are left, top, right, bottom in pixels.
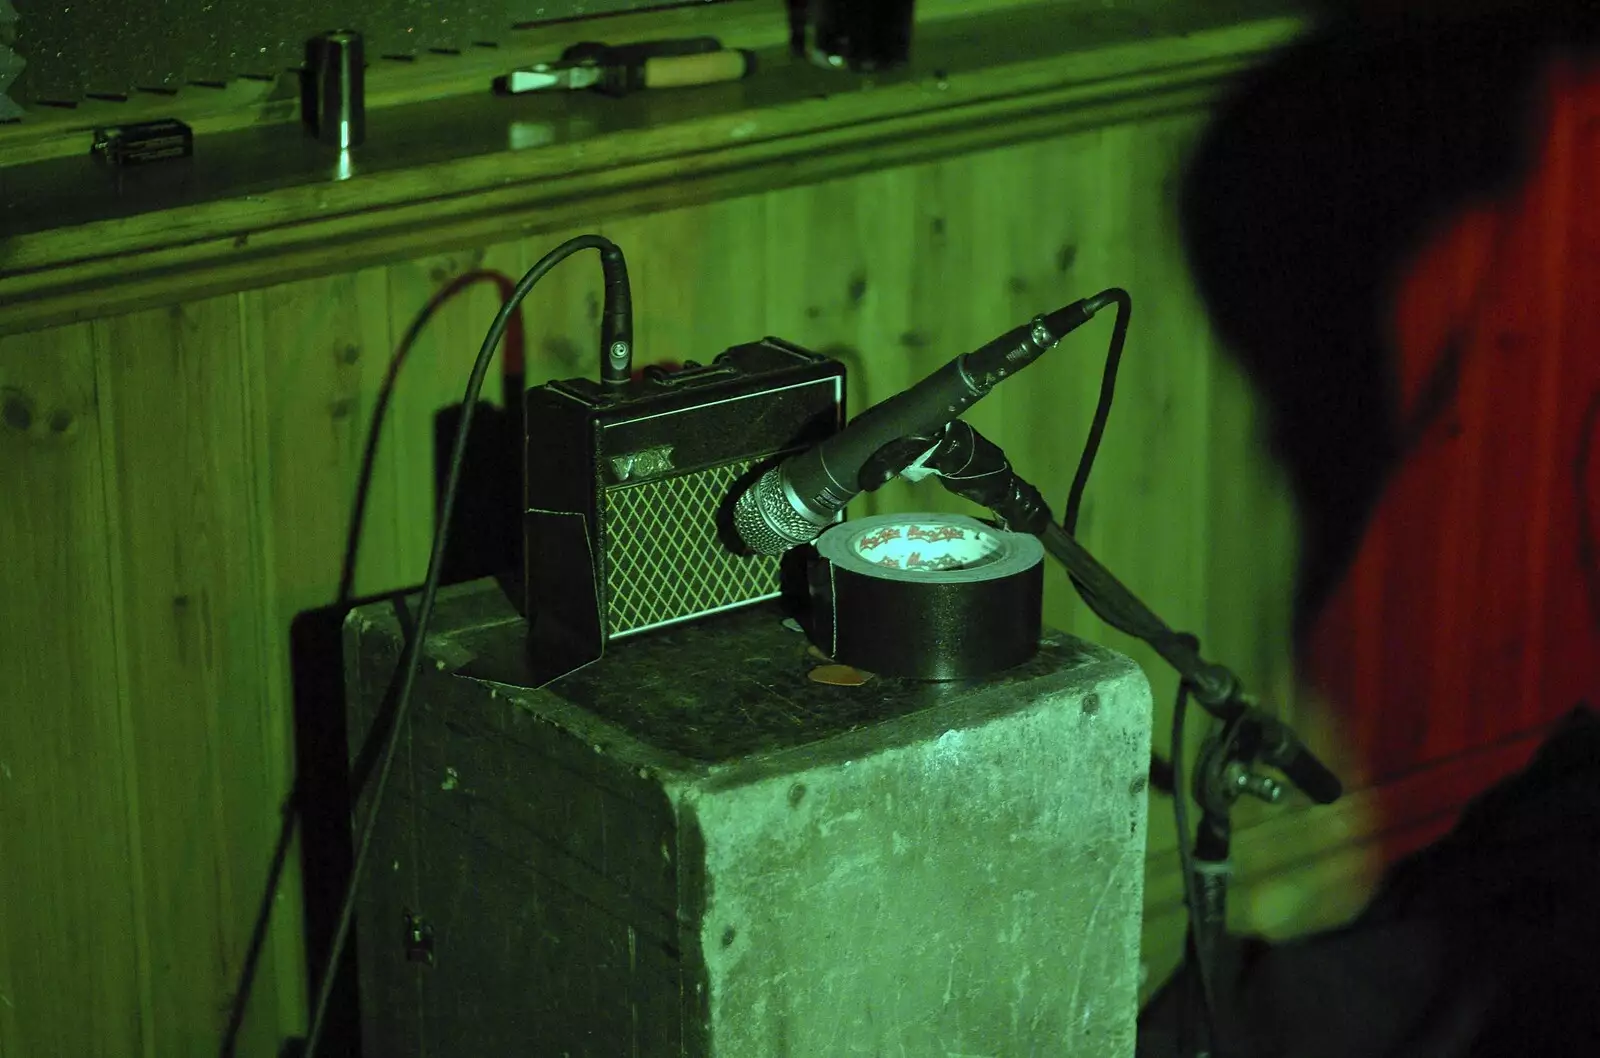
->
1194, 699, 1340, 816
856, 419, 1057, 536
855, 428, 950, 492
1195, 705, 1290, 814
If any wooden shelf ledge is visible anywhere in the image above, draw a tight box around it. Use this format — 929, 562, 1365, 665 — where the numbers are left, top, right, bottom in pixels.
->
0, 1, 1303, 337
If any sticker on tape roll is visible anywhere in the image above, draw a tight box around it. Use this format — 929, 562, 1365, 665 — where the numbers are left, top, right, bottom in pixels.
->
808, 513, 1045, 681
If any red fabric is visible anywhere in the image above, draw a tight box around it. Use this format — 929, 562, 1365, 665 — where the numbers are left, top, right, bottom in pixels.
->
1303, 62, 1600, 795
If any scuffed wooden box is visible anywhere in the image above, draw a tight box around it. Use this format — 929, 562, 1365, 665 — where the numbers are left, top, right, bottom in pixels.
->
346, 578, 1152, 1057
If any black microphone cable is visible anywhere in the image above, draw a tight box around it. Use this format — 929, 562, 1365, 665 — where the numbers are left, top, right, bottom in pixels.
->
300, 234, 630, 1058
1061, 287, 1130, 538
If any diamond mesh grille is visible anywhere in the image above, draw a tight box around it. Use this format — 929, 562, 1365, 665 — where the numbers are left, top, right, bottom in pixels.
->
603, 460, 781, 635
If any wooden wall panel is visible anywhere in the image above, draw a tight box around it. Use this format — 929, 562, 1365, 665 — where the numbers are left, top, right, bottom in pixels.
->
755, 169, 912, 420
92, 301, 298, 1057
381, 243, 530, 584
1051, 121, 1213, 693
237, 270, 400, 1050
606, 198, 776, 370
241, 269, 399, 610
0, 326, 144, 1058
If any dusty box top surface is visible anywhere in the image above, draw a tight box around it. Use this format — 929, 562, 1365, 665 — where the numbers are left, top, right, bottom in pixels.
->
352, 579, 1135, 772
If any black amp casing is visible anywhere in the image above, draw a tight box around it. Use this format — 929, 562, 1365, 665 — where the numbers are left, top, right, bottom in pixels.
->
523, 337, 845, 667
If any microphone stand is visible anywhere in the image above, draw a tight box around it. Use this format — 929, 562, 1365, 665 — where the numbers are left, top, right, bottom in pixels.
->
860, 422, 1344, 1058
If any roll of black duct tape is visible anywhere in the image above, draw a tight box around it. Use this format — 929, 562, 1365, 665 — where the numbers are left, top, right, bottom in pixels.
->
806, 513, 1044, 681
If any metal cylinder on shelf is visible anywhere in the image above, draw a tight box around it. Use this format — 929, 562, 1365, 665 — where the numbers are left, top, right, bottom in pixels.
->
304, 30, 365, 150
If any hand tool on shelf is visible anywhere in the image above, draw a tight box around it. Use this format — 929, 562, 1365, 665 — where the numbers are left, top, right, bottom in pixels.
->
499, 37, 755, 97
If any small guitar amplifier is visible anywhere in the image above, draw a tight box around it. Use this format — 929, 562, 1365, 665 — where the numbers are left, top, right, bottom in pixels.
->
523, 338, 845, 671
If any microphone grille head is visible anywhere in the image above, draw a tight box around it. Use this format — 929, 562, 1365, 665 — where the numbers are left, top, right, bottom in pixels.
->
733, 468, 825, 557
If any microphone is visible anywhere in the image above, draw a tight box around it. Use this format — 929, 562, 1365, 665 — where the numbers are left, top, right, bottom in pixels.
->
733, 294, 1113, 556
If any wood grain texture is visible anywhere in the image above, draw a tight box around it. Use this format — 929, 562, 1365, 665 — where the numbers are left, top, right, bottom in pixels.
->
91, 299, 303, 1057
236, 272, 402, 1053
243, 270, 398, 609
381, 244, 530, 584
0, 325, 144, 1058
